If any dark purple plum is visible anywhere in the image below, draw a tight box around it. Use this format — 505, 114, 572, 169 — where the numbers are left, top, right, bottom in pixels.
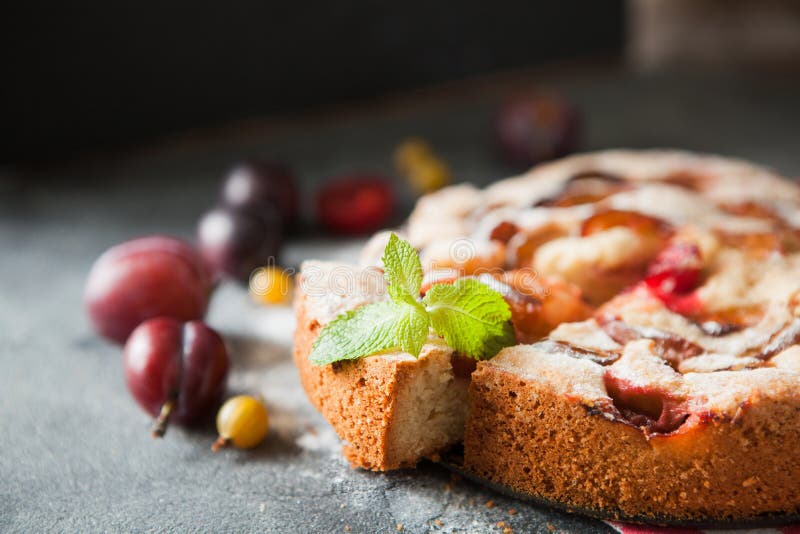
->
84, 236, 213, 344
197, 206, 281, 283
221, 161, 299, 225
123, 318, 229, 437
494, 93, 581, 169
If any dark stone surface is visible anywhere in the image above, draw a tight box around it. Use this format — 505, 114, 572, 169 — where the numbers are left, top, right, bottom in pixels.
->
2, 70, 799, 532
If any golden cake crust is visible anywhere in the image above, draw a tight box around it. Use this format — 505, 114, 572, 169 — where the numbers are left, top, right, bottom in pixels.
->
465, 360, 800, 522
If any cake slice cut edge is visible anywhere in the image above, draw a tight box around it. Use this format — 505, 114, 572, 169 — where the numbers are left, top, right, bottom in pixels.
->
293, 260, 470, 470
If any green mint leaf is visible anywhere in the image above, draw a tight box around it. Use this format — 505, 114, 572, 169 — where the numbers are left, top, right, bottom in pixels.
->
382, 233, 423, 305
422, 278, 516, 360
310, 234, 517, 366
394, 301, 430, 357
309, 301, 408, 365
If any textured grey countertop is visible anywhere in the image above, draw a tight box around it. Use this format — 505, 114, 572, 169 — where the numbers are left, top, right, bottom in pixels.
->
2, 69, 799, 533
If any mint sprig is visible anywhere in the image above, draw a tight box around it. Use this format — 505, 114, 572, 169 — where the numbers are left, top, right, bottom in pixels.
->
423, 278, 516, 359
309, 233, 515, 365
382, 233, 423, 306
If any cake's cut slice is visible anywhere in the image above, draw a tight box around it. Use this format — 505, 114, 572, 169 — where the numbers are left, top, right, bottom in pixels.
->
293, 261, 470, 470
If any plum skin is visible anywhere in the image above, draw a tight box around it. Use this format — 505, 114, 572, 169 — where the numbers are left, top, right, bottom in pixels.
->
196, 206, 282, 283
221, 161, 299, 226
124, 317, 229, 429
84, 236, 213, 344
494, 93, 581, 169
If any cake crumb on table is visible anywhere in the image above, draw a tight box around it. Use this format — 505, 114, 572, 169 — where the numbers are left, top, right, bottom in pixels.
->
546, 522, 555, 531
344, 526, 350, 532
396, 523, 403, 531
497, 520, 507, 528
507, 508, 517, 515
485, 500, 495, 508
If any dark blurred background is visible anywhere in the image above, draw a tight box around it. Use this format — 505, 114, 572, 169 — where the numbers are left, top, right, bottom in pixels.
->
4, 2, 627, 164
3, 1, 800, 169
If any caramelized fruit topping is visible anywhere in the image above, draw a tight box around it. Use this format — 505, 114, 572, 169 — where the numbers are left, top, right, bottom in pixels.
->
489, 221, 520, 244
580, 209, 670, 238
758, 317, 800, 359
637, 242, 707, 317
505, 224, 566, 268
689, 304, 766, 334
716, 231, 782, 258
536, 172, 629, 208
504, 290, 546, 344
569, 170, 626, 184
717, 202, 800, 255
603, 374, 689, 434
598, 319, 703, 369
644, 243, 703, 295
720, 201, 778, 219
498, 271, 592, 344
538, 339, 619, 365
659, 171, 714, 192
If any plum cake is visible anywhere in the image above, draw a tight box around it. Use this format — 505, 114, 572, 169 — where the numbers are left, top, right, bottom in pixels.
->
293, 149, 800, 522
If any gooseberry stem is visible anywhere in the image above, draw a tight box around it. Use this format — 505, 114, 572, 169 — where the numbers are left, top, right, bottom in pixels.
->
151, 400, 175, 438
211, 436, 230, 453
